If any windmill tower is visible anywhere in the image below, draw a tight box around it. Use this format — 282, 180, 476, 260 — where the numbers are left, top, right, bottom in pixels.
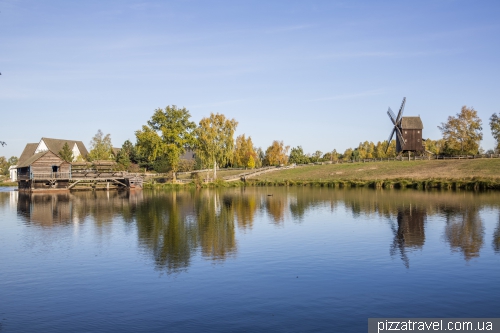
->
386, 97, 424, 154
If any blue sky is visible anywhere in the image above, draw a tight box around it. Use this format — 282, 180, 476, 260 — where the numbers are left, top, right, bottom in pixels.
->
1, 0, 499, 158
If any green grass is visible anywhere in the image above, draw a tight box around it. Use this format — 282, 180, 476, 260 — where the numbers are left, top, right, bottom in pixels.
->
255, 159, 500, 181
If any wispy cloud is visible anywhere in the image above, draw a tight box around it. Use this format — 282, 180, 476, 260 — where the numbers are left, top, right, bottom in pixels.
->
309, 89, 385, 102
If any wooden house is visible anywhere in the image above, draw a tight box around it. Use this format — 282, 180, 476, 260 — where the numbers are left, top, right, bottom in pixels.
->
398, 117, 424, 153
17, 150, 71, 191
33, 137, 89, 161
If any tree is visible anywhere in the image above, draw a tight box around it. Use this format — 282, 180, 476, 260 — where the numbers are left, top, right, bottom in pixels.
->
490, 113, 500, 152
135, 106, 197, 177
289, 146, 309, 164
438, 106, 483, 155
264, 140, 290, 166
8, 156, 18, 166
88, 129, 113, 161
58, 142, 74, 162
195, 113, 238, 179
234, 134, 257, 168
116, 140, 137, 171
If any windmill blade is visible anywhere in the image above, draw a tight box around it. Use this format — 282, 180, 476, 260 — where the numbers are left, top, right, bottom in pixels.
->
387, 107, 396, 124
396, 126, 406, 149
395, 97, 406, 124
385, 128, 395, 153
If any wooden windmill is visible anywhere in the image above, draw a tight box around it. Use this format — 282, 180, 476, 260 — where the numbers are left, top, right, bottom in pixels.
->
386, 97, 424, 154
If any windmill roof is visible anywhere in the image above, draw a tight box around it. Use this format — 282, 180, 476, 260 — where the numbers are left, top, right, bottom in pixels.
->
401, 117, 423, 129
17, 143, 39, 166
41, 137, 89, 157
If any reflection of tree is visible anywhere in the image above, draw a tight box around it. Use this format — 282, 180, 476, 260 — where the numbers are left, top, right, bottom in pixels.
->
266, 196, 286, 224
196, 194, 236, 260
444, 208, 484, 261
390, 206, 426, 268
492, 213, 500, 253
135, 191, 198, 273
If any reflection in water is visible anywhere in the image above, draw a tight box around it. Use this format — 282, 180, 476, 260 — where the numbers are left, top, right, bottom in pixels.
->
443, 207, 484, 260
390, 205, 426, 268
9, 188, 500, 273
494, 214, 500, 253
17, 191, 143, 227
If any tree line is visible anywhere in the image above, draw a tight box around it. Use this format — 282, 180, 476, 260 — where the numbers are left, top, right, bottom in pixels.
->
2, 105, 500, 179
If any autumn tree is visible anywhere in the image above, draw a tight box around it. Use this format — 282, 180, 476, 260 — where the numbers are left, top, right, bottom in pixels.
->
438, 106, 483, 155
58, 142, 74, 162
233, 134, 257, 169
88, 129, 113, 161
264, 140, 290, 166
490, 113, 500, 152
195, 113, 238, 179
135, 106, 196, 177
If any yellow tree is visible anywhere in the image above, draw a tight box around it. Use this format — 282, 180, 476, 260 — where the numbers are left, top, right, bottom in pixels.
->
195, 113, 238, 179
264, 140, 290, 166
438, 106, 483, 155
234, 134, 257, 168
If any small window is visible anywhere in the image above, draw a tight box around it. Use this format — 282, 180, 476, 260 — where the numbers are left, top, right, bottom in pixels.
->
52, 166, 59, 172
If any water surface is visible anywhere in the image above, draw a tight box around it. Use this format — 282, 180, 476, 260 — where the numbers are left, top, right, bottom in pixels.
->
1, 188, 499, 332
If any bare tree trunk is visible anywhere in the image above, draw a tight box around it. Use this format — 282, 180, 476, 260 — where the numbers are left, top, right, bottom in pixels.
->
213, 160, 217, 180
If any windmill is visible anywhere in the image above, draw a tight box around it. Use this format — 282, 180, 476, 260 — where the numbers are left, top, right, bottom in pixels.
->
385, 97, 424, 155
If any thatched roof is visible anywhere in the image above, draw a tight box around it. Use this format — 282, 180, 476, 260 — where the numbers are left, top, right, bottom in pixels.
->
41, 137, 89, 157
401, 117, 423, 129
17, 143, 39, 166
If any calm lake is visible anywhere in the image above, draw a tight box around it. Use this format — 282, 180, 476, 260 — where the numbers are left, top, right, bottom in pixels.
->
0, 187, 499, 332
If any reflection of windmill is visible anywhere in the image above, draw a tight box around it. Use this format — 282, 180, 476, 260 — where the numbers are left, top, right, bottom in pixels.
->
389, 206, 426, 268
386, 97, 424, 154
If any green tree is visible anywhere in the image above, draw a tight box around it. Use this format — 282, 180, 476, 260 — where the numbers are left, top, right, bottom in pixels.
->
8, 156, 18, 166
135, 106, 196, 177
289, 146, 309, 165
195, 113, 238, 179
490, 113, 500, 152
88, 129, 113, 161
58, 142, 74, 162
438, 106, 483, 155
116, 140, 137, 171
0, 156, 9, 175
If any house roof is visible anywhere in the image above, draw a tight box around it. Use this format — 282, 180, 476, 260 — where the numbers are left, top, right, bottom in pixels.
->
17, 150, 52, 168
17, 143, 39, 166
401, 117, 423, 129
41, 137, 89, 157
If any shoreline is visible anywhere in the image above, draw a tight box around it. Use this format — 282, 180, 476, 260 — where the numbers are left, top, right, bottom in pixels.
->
144, 177, 500, 191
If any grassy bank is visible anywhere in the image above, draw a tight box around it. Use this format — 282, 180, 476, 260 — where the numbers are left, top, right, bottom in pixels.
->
145, 159, 500, 190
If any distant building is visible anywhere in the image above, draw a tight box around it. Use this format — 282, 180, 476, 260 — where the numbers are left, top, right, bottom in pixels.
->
9, 165, 17, 182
